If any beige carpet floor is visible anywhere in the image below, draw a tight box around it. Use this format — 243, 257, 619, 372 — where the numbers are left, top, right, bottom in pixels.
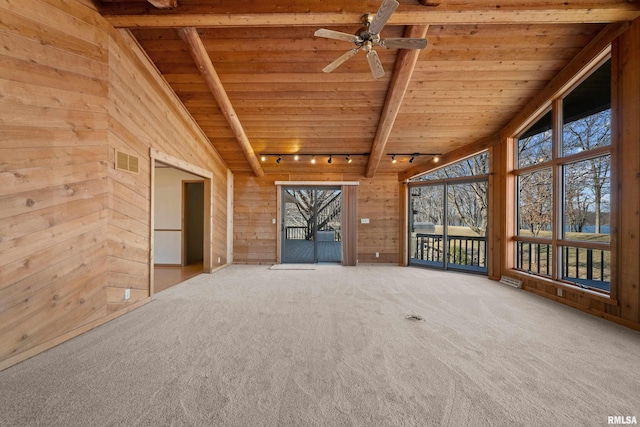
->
1, 265, 639, 426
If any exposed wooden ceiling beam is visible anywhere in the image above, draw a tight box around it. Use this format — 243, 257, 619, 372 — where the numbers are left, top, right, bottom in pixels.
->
104, 6, 640, 28
177, 27, 264, 177
365, 25, 428, 178
147, 0, 177, 9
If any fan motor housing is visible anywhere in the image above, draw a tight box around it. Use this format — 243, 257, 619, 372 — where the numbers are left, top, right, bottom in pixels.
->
356, 15, 379, 46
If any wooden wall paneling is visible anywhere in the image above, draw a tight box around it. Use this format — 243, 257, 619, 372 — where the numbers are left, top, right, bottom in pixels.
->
357, 175, 399, 263
398, 181, 408, 266
1, 0, 231, 368
107, 23, 229, 298
233, 174, 284, 264
488, 143, 504, 280
125, 40, 232, 267
614, 18, 640, 324
226, 169, 234, 264
203, 177, 213, 271
0, 0, 113, 366
341, 185, 358, 266
149, 157, 156, 294
276, 183, 282, 264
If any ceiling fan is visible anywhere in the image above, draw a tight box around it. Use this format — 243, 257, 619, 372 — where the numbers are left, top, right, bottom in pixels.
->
314, 0, 428, 79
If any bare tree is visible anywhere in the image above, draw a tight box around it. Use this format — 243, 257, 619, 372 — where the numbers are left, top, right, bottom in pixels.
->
519, 169, 553, 236
413, 152, 489, 235
285, 189, 340, 240
563, 110, 611, 233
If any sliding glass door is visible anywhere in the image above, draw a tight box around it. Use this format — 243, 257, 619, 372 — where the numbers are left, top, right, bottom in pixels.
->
282, 187, 342, 263
409, 179, 488, 273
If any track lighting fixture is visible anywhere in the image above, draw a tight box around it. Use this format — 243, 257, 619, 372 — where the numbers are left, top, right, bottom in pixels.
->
258, 153, 369, 164
387, 153, 442, 164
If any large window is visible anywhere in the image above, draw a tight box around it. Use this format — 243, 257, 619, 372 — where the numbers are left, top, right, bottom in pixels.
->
513, 57, 612, 294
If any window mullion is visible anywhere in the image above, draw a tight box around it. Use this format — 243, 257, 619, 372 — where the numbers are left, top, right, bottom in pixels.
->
552, 98, 563, 281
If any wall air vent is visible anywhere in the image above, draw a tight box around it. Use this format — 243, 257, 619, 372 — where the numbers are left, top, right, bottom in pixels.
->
115, 150, 139, 174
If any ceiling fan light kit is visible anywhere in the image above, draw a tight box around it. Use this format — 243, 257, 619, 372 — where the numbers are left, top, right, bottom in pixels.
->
315, 0, 428, 79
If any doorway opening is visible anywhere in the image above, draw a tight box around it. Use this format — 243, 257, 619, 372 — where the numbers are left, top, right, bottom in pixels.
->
282, 187, 342, 263
150, 149, 213, 295
183, 181, 204, 266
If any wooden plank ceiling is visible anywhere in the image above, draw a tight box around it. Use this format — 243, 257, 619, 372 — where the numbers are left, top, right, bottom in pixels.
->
97, 0, 640, 177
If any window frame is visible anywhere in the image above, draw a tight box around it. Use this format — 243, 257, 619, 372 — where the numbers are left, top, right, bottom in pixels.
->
511, 52, 613, 297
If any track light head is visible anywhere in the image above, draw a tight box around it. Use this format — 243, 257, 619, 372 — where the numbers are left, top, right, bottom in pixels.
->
276, 156, 282, 164
328, 155, 332, 164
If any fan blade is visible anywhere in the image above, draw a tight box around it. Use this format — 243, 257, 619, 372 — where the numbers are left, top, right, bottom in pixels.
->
366, 49, 385, 79
381, 37, 428, 50
322, 48, 360, 73
369, 0, 399, 35
314, 28, 360, 43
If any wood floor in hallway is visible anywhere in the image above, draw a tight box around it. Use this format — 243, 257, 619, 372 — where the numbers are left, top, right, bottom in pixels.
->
154, 263, 203, 293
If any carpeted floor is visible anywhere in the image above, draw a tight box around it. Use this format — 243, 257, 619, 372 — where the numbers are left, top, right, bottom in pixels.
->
1, 265, 639, 426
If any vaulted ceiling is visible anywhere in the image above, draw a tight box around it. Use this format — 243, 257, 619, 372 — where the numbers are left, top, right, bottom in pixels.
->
96, 0, 640, 177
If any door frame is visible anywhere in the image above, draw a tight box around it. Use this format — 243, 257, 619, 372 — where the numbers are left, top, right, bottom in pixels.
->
280, 185, 342, 264
150, 148, 214, 296
275, 181, 359, 265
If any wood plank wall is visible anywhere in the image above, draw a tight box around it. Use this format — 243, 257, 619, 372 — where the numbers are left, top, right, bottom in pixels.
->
0, 0, 111, 366
106, 28, 229, 310
0, 0, 230, 369
233, 173, 399, 264
614, 17, 640, 326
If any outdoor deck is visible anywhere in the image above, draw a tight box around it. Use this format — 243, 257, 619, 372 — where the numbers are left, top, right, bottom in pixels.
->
282, 239, 342, 263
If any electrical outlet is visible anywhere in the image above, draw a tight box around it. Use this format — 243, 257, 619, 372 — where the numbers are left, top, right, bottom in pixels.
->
124, 289, 130, 300
375, 252, 379, 258
361, 218, 370, 224
556, 288, 563, 297
217, 257, 221, 263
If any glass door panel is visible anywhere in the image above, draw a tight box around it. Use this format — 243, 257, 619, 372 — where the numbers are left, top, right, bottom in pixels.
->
446, 182, 488, 273
316, 189, 342, 263
409, 185, 445, 267
283, 189, 315, 263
